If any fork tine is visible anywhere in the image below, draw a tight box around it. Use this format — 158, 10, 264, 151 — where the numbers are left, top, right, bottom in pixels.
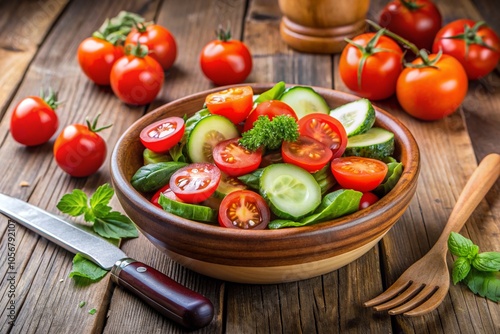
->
364, 280, 412, 307
387, 285, 437, 315
403, 285, 449, 317
372, 282, 424, 311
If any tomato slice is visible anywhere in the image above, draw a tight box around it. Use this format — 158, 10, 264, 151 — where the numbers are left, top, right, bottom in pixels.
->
298, 113, 347, 158
281, 135, 333, 173
218, 190, 270, 229
243, 100, 298, 132
169, 163, 221, 203
330, 157, 388, 192
359, 192, 379, 210
140, 117, 185, 153
205, 86, 254, 124
151, 184, 183, 208
212, 138, 262, 177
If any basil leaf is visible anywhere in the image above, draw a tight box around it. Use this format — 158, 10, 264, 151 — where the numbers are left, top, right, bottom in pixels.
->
452, 257, 471, 284
93, 211, 139, 239
57, 189, 88, 217
238, 168, 264, 190
130, 161, 188, 192
472, 252, 500, 272
254, 81, 286, 104
373, 158, 403, 197
448, 232, 476, 257
90, 184, 114, 209
268, 219, 301, 229
69, 253, 108, 282
463, 267, 500, 302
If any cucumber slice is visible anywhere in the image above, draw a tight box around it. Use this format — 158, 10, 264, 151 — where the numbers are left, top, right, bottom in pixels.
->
344, 127, 394, 159
329, 99, 375, 137
214, 174, 247, 198
158, 193, 217, 223
260, 163, 321, 220
279, 86, 330, 119
187, 115, 239, 162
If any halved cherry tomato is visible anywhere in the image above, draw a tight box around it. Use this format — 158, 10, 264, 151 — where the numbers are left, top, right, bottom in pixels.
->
330, 157, 388, 192
359, 192, 379, 210
218, 190, 270, 229
282, 135, 333, 173
140, 117, 185, 153
169, 163, 221, 203
213, 138, 262, 177
243, 100, 298, 132
298, 113, 347, 159
151, 184, 183, 208
205, 86, 253, 124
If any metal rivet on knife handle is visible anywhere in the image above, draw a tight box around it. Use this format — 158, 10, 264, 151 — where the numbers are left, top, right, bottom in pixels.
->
110, 258, 214, 330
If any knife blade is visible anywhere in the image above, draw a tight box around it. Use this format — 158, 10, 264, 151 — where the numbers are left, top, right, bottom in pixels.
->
0, 193, 214, 330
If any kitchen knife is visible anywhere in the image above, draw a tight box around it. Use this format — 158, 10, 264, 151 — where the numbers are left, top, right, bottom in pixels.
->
0, 193, 214, 330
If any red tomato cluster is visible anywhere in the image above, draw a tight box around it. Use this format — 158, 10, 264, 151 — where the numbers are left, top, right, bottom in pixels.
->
339, 0, 500, 121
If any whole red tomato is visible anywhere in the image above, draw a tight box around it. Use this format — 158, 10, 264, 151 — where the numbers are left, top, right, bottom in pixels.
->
379, 0, 442, 51
53, 115, 110, 177
110, 44, 164, 105
77, 37, 124, 85
396, 53, 468, 121
200, 27, 252, 86
432, 19, 500, 80
10, 90, 59, 146
339, 30, 403, 100
126, 23, 177, 71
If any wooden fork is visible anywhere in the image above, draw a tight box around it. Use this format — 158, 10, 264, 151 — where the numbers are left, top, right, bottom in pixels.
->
364, 153, 500, 316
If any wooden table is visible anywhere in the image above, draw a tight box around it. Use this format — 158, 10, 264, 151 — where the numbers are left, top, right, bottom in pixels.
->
1, 0, 499, 333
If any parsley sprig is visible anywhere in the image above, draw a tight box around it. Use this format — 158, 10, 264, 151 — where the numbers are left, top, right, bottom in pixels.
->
239, 115, 299, 151
57, 184, 138, 283
448, 232, 500, 302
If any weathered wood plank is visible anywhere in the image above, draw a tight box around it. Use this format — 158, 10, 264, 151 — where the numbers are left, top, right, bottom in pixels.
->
0, 0, 69, 118
0, 1, 161, 333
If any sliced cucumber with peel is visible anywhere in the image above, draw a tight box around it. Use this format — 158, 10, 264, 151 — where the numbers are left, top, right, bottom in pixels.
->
279, 86, 330, 119
329, 98, 375, 137
260, 163, 321, 220
344, 127, 394, 159
158, 193, 217, 223
187, 115, 239, 162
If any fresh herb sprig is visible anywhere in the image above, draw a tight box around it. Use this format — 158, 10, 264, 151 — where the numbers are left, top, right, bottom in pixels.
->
239, 115, 299, 151
448, 232, 500, 302
57, 184, 138, 283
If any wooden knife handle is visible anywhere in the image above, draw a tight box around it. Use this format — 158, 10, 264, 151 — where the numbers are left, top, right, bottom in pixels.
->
110, 258, 214, 330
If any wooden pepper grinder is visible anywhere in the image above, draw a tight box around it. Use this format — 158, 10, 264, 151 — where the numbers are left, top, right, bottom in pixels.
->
278, 0, 370, 53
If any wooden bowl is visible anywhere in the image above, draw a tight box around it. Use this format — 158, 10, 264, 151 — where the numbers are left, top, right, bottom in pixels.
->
110, 84, 420, 284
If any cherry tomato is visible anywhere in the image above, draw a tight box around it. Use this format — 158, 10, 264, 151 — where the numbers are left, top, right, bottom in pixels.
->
396, 53, 468, 121
218, 190, 270, 229
298, 113, 347, 159
282, 135, 333, 173
110, 44, 164, 105
330, 157, 388, 192
140, 117, 185, 153
379, 0, 442, 51
53, 115, 110, 177
213, 138, 263, 177
10, 91, 59, 146
339, 31, 403, 100
243, 100, 298, 132
432, 19, 500, 80
205, 86, 254, 124
169, 163, 221, 203
151, 184, 183, 208
126, 23, 177, 71
359, 192, 379, 210
200, 27, 252, 86
77, 37, 124, 85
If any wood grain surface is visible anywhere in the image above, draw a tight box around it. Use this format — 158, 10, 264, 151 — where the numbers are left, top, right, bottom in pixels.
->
0, 0, 498, 333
